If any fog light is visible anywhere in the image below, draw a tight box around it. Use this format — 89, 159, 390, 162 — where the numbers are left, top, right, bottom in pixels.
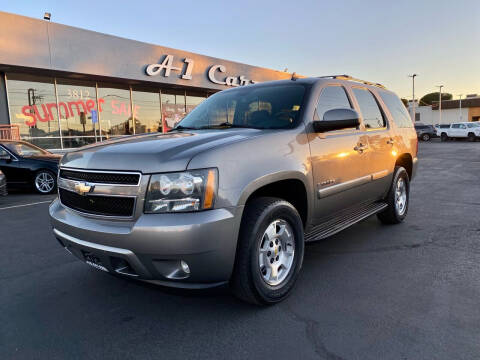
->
180, 260, 190, 274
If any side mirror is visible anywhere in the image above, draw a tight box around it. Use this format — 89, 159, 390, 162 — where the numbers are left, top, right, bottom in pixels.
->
313, 108, 360, 132
0, 153, 11, 162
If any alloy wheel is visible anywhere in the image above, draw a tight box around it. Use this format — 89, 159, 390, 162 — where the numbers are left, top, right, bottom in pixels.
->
258, 219, 295, 286
35, 171, 55, 193
394, 178, 407, 216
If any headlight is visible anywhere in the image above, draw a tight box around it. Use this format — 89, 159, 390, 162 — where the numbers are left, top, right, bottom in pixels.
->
145, 168, 217, 213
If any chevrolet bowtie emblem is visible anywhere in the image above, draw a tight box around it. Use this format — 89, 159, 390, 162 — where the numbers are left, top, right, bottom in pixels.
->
74, 182, 94, 196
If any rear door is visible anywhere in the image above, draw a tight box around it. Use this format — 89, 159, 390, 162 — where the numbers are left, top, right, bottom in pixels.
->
308, 84, 372, 222
350, 87, 393, 200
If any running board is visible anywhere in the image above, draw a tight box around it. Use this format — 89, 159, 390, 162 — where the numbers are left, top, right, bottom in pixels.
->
305, 202, 388, 242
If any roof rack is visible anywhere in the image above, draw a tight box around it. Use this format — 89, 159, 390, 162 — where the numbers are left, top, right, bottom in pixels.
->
318, 75, 386, 89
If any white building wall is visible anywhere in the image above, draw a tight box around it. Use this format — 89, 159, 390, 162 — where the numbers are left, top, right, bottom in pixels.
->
408, 105, 469, 125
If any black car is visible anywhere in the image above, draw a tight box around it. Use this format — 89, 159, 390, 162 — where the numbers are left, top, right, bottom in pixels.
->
0, 140, 61, 194
414, 124, 437, 141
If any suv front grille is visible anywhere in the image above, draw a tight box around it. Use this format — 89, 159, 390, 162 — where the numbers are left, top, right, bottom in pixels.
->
59, 169, 140, 185
59, 188, 135, 217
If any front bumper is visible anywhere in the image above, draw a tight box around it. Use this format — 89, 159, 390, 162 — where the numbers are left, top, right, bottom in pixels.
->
49, 199, 243, 288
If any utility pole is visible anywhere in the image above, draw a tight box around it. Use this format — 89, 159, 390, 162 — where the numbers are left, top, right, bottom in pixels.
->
408, 74, 418, 122
436, 85, 444, 125
458, 94, 463, 121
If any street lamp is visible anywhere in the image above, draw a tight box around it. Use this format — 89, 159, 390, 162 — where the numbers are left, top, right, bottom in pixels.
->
408, 74, 418, 122
458, 94, 463, 121
436, 85, 444, 126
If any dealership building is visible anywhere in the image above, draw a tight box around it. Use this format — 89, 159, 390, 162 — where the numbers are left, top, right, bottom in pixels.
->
0, 11, 292, 150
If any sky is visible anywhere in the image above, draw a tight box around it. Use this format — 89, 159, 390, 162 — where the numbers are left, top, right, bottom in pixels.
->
2, 0, 479, 100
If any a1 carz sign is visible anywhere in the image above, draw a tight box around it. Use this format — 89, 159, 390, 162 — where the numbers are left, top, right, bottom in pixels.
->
146, 55, 257, 87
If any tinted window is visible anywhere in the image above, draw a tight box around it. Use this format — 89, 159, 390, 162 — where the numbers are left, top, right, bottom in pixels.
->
451, 124, 460, 128
178, 85, 305, 129
316, 86, 351, 119
378, 91, 413, 128
353, 88, 385, 129
0, 147, 8, 157
440, 124, 450, 128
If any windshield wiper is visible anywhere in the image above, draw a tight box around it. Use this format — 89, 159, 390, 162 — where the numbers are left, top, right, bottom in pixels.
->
168, 125, 198, 132
199, 122, 259, 129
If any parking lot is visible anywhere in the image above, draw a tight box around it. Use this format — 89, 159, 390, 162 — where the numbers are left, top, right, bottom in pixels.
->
1, 140, 480, 360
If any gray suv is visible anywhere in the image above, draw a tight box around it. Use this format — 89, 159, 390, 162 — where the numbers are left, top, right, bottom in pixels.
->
50, 75, 418, 304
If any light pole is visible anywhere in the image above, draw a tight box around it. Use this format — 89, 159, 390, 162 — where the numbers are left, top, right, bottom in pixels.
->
408, 74, 418, 122
436, 85, 444, 125
458, 94, 463, 121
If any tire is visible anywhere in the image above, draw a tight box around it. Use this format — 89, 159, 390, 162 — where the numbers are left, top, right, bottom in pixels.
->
230, 197, 304, 305
468, 133, 476, 142
440, 133, 448, 142
34, 170, 57, 194
421, 133, 430, 141
377, 166, 410, 224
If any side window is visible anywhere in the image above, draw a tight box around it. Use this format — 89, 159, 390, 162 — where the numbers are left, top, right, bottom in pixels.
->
316, 86, 351, 119
0, 147, 8, 156
451, 124, 460, 129
353, 88, 385, 129
378, 91, 412, 128
459, 124, 466, 129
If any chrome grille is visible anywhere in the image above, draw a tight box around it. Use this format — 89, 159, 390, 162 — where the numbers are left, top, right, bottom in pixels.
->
58, 168, 142, 218
59, 169, 140, 185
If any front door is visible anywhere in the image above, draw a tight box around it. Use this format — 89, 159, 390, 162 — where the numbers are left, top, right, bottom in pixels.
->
308, 85, 373, 223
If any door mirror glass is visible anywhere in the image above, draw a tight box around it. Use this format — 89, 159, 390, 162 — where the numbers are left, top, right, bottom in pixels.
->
313, 108, 360, 132
0, 150, 11, 161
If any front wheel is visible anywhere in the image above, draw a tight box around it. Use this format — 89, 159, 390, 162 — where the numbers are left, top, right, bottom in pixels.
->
468, 133, 476, 142
230, 197, 304, 305
377, 166, 410, 224
34, 170, 56, 194
440, 133, 448, 142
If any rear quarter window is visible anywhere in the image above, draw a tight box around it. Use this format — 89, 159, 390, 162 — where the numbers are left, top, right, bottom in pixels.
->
378, 91, 413, 128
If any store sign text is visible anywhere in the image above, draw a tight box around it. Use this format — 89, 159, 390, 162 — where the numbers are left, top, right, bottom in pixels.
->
17, 99, 140, 127
146, 55, 256, 87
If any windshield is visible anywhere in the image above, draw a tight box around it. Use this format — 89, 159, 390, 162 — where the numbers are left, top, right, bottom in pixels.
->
176, 84, 306, 130
4, 142, 49, 156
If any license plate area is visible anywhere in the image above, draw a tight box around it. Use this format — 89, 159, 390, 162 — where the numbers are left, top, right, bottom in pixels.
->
82, 251, 109, 272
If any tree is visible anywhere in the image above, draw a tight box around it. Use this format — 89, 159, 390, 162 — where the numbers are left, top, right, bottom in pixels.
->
419, 92, 452, 106
400, 98, 409, 107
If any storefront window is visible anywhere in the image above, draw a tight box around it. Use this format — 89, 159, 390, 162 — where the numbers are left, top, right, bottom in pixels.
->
98, 84, 132, 138
7, 73, 61, 149
186, 91, 207, 114
131, 88, 161, 134
56, 78, 98, 148
161, 90, 186, 131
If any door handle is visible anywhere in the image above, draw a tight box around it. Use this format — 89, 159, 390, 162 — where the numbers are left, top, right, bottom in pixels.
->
354, 143, 368, 153
387, 138, 395, 145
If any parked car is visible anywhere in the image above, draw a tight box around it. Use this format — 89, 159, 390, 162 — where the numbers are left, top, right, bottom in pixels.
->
0, 170, 7, 196
414, 123, 437, 141
50, 76, 418, 305
0, 140, 61, 194
437, 122, 480, 142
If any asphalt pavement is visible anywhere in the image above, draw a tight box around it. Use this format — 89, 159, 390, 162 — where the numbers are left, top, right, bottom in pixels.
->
1, 140, 480, 360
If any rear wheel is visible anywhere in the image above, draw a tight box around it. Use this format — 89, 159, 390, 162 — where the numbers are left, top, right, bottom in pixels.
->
377, 166, 409, 224
421, 133, 431, 141
230, 197, 304, 305
34, 170, 56, 194
440, 133, 448, 142
468, 132, 476, 142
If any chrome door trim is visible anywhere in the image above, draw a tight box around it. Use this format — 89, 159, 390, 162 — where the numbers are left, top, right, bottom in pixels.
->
371, 170, 389, 181
318, 175, 371, 199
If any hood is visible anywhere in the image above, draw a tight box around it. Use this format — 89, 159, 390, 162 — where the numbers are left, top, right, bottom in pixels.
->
23, 154, 62, 163
61, 129, 263, 173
